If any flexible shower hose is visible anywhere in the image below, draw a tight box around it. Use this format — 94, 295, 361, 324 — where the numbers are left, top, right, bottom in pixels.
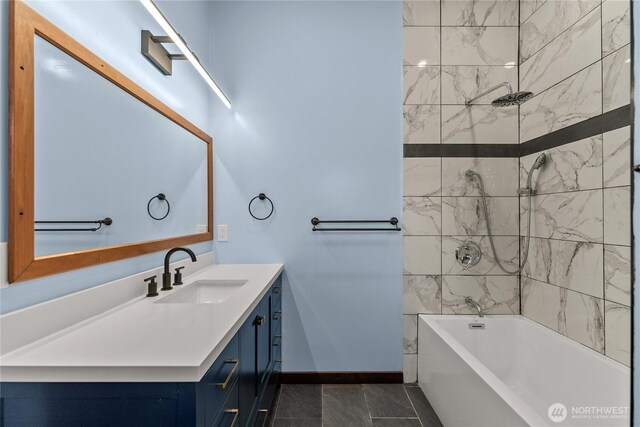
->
468, 171, 534, 275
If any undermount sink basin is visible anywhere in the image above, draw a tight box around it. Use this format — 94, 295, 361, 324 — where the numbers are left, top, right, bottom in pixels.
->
155, 280, 248, 304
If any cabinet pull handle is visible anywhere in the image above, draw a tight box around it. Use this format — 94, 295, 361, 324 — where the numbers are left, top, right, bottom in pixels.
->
273, 286, 281, 294
255, 315, 265, 326
225, 408, 240, 427
215, 359, 239, 389
273, 309, 282, 320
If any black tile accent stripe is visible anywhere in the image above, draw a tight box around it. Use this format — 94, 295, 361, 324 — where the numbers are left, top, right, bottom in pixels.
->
519, 104, 632, 156
404, 143, 519, 158
403, 105, 631, 158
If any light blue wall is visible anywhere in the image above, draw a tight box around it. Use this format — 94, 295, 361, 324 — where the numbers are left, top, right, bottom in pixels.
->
0, 0, 215, 314
208, 1, 403, 372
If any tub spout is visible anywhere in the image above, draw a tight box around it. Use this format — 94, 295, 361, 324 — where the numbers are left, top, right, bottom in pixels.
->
465, 297, 485, 317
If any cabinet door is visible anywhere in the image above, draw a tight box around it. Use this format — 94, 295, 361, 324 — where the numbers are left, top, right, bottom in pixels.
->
256, 294, 272, 387
239, 306, 259, 427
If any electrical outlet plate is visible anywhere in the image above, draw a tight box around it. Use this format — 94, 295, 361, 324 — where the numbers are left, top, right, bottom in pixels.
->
0, 242, 8, 288
196, 225, 208, 233
217, 225, 228, 242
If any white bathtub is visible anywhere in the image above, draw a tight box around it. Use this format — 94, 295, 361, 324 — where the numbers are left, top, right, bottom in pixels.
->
418, 315, 630, 427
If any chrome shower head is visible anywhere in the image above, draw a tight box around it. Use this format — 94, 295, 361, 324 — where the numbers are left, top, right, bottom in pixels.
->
466, 82, 534, 107
491, 91, 534, 107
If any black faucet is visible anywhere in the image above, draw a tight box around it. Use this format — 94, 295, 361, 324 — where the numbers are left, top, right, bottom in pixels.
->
162, 247, 197, 291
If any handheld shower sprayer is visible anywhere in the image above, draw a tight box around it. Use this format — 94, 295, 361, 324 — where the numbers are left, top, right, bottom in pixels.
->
521, 153, 547, 195
532, 153, 547, 170
464, 153, 547, 275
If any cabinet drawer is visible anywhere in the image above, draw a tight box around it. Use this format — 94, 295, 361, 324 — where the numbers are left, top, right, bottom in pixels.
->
271, 305, 282, 324
212, 380, 240, 427
254, 370, 280, 427
202, 335, 240, 426
271, 281, 282, 309
272, 333, 282, 365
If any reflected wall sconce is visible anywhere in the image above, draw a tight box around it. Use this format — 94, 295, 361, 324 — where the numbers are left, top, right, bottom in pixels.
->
140, 0, 231, 108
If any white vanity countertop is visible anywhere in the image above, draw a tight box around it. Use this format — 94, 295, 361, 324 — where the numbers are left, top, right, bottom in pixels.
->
0, 263, 283, 383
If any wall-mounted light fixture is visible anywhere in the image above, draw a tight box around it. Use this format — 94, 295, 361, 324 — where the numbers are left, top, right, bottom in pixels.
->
140, 0, 231, 109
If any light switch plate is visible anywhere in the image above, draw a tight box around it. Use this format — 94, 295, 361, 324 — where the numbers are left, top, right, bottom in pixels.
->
217, 225, 228, 242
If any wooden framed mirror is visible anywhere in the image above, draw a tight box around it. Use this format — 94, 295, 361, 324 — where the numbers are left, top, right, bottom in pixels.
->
9, 0, 214, 283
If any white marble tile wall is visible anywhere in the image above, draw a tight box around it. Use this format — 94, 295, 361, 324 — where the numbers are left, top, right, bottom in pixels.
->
519, 0, 630, 144
402, 0, 631, 380
520, 0, 599, 62
605, 301, 631, 365
442, 157, 519, 197
519, 136, 602, 194
602, 0, 630, 56
603, 44, 631, 113
441, 65, 517, 105
520, 0, 547, 24
442, 275, 519, 314
404, 105, 440, 143
519, 124, 631, 365
441, 0, 518, 26
404, 66, 441, 105
403, 158, 441, 196
520, 62, 602, 142
404, 1, 440, 26
444, 196, 519, 236
603, 126, 631, 188
402, 0, 521, 382
404, 27, 440, 66
517, 0, 630, 367
442, 27, 518, 66
521, 237, 604, 298
522, 277, 605, 353
442, 105, 518, 143
520, 7, 601, 96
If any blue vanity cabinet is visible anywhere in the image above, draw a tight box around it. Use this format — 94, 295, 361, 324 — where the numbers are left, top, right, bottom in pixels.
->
257, 292, 273, 385
199, 334, 240, 426
0, 276, 283, 427
212, 380, 239, 427
254, 284, 282, 424
237, 277, 282, 426
238, 304, 260, 426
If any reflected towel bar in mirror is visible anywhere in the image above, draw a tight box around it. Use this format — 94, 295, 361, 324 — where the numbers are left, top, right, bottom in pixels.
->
311, 217, 400, 232
34, 217, 113, 232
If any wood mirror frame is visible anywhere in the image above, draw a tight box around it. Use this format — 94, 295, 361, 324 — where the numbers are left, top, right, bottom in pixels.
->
8, 0, 214, 283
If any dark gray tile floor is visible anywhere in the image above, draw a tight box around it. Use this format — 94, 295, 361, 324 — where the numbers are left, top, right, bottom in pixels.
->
269, 383, 443, 427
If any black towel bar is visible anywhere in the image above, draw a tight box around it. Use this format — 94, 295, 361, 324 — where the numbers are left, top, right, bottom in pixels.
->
35, 217, 113, 232
311, 217, 400, 232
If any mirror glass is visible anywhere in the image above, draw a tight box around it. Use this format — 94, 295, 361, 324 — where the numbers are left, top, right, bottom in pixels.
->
33, 36, 208, 257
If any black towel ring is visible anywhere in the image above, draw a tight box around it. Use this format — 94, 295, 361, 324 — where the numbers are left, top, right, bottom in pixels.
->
248, 193, 274, 220
147, 193, 171, 221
